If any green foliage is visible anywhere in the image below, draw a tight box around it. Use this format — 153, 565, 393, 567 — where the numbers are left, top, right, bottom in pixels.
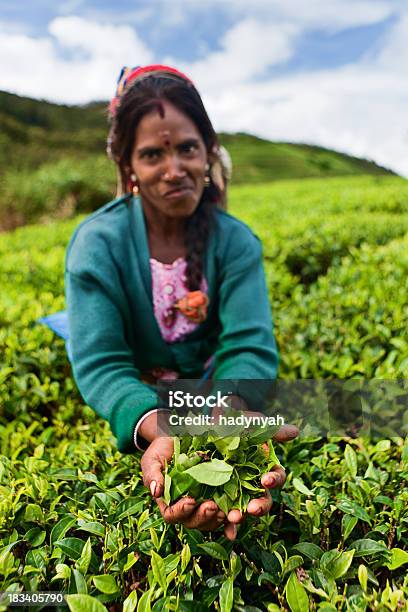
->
229, 175, 408, 379
0, 157, 115, 229
0, 175, 407, 609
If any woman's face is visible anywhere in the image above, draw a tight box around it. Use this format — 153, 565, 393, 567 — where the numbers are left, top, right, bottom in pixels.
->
130, 100, 209, 219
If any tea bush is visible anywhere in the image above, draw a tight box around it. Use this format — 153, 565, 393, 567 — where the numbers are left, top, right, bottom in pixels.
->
0, 157, 115, 229
0, 175, 407, 611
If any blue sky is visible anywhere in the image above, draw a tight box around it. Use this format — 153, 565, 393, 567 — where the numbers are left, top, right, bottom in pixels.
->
0, 0, 407, 176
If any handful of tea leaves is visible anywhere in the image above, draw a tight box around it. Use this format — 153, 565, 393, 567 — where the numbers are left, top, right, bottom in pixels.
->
163, 415, 282, 514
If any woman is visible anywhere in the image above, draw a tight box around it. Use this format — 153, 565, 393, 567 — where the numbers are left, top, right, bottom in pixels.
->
65, 64, 297, 540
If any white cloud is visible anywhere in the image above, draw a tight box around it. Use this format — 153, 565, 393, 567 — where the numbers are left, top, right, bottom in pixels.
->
0, 16, 153, 103
376, 12, 408, 70
198, 57, 408, 175
97, 0, 398, 35
246, 0, 397, 32
171, 18, 298, 90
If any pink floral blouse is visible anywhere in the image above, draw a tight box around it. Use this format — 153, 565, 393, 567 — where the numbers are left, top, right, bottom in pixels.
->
150, 256, 208, 343
134, 257, 210, 447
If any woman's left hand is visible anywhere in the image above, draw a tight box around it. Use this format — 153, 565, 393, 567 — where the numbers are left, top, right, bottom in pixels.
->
212, 406, 298, 540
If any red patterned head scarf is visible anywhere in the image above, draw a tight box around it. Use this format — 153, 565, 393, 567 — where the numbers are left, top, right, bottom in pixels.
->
108, 64, 194, 118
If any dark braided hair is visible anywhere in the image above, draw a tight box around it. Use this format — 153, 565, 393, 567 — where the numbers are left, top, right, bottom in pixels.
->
107, 74, 222, 291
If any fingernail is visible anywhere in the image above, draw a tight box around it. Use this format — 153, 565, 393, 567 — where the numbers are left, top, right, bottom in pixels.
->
150, 480, 157, 496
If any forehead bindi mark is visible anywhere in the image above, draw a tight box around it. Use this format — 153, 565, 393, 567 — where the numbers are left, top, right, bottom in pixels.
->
159, 130, 171, 147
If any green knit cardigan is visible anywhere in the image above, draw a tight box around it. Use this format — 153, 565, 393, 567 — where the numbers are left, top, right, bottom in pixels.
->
65, 195, 278, 452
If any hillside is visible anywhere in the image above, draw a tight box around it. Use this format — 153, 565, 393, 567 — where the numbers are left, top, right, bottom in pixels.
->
0, 90, 395, 182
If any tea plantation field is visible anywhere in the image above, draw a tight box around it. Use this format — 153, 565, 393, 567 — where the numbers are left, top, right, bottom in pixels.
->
0, 175, 407, 611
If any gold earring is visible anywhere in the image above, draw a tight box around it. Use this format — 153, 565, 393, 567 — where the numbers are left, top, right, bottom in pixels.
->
204, 163, 211, 187
130, 173, 139, 196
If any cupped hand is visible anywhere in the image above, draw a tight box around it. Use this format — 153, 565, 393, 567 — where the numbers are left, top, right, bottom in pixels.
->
212, 406, 299, 540
140, 421, 299, 541
140, 436, 227, 534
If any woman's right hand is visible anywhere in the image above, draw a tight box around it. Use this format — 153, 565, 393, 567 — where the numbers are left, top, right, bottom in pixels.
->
140, 436, 229, 534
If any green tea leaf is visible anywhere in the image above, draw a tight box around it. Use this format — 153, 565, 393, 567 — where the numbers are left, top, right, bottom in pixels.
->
229, 550, 242, 580
224, 475, 239, 500
164, 473, 171, 505
344, 444, 357, 477
293, 542, 323, 561
124, 552, 139, 572
55, 537, 97, 571
320, 549, 354, 579
66, 594, 106, 612
372, 440, 391, 453
149, 528, 160, 551
93, 574, 119, 594
337, 498, 371, 523
240, 480, 264, 492
181, 544, 191, 572
162, 553, 180, 574
385, 548, 408, 570
184, 458, 233, 486
72, 568, 88, 594
341, 515, 358, 541
26, 548, 47, 569
51, 516, 77, 546
351, 539, 389, 557
114, 498, 144, 521
198, 542, 229, 561
292, 478, 314, 496
212, 436, 240, 455
151, 551, 167, 595
285, 571, 309, 612
51, 563, 71, 582
170, 470, 194, 500
137, 588, 152, 612
24, 527, 46, 547
75, 537, 92, 575
219, 578, 234, 612
76, 521, 105, 537
173, 436, 180, 465
358, 565, 368, 592
24, 504, 44, 523
123, 590, 138, 612
213, 490, 231, 515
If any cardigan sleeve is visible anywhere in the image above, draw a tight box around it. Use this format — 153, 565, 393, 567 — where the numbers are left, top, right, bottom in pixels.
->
64, 221, 160, 453
212, 224, 279, 409
65, 270, 159, 453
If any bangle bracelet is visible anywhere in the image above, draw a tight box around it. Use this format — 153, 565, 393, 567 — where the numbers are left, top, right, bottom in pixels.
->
134, 408, 172, 451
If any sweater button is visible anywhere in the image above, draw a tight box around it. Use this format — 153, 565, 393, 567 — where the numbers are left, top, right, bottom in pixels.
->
164, 284, 174, 295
